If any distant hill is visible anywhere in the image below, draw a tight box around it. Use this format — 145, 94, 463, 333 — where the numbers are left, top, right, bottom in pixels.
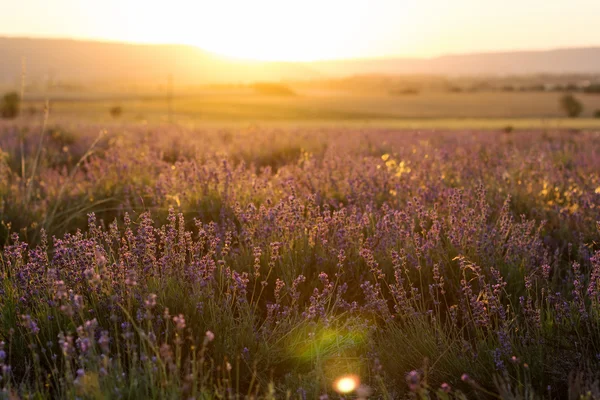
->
1, 37, 600, 86
0, 37, 321, 86
312, 48, 600, 76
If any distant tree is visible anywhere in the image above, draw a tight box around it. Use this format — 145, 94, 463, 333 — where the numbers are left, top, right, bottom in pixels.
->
530, 84, 545, 92
110, 106, 123, 118
566, 83, 578, 91
389, 88, 419, 96
584, 84, 600, 94
594, 109, 600, 118
0, 92, 20, 119
560, 94, 583, 118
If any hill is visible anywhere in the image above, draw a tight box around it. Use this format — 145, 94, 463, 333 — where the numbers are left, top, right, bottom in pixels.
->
312, 48, 600, 76
1, 37, 600, 86
0, 37, 320, 86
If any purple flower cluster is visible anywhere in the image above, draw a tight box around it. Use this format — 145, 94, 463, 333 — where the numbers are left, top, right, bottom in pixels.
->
1, 123, 600, 397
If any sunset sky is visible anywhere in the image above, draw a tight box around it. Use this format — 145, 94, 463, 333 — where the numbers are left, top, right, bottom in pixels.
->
2, 0, 600, 61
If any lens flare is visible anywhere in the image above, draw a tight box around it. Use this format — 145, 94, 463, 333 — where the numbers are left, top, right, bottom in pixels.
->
334, 375, 360, 393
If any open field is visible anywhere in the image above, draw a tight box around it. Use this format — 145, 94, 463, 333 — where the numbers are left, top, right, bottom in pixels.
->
1, 119, 600, 398
16, 88, 600, 125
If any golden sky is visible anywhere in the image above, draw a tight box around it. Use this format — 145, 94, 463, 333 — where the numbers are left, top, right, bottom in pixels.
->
2, 0, 600, 61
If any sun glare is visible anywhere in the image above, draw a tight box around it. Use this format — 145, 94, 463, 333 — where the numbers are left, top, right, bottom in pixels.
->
117, 0, 389, 61
334, 375, 360, 394
5, 0, 600, 62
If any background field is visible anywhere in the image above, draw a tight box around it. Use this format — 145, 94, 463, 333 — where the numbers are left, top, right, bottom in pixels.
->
3, 38, 600, 128
14, 88, 600, 129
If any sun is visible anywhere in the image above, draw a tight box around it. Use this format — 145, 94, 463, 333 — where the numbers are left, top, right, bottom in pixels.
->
183, 0, 371, 61
117, 0, 375, 62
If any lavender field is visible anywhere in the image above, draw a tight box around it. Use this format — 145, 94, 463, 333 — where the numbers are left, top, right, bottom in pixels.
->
1, 121, 600, 398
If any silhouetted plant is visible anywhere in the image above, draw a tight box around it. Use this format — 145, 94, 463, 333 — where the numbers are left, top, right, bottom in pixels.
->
110, 105, 123, 118
560, 94, 583, 118
0, 91, 20, 119
583, 84, 600, 94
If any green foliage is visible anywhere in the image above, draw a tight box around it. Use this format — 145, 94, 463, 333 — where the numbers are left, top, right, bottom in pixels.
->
560, 94, 583, 118
583, 84, 600, 94
0, 92, 20, 119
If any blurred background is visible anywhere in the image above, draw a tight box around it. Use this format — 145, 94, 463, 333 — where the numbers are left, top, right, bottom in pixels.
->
1, 0, 600, 125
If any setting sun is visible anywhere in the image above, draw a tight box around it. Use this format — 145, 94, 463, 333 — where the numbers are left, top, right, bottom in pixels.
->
4, 0, 600, 61
178, 1, 374, 61
118, 0, 399, 61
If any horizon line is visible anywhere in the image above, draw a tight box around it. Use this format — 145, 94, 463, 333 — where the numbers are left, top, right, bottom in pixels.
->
2, 33, 600, 64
